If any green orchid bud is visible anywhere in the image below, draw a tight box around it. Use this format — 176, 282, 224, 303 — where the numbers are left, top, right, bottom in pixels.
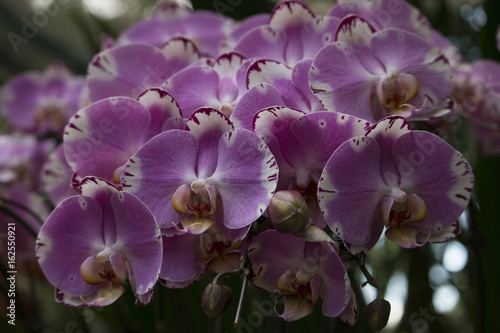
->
269, 190, 308, 234
201, 283, 233, 319
365, 298, 391, 331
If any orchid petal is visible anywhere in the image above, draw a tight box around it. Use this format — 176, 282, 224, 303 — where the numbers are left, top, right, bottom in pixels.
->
393, 131, 474, 233
208, 129, 278, 229
160, 234, 206, 288
64, 97, 151, 183
137, 88, 183, 140
36, 195, 104, 296
186, 108, 233, 178
110, 191, 162, 296
231, 83, 285, 130
121, 130, 198, 229
318, 136, 389, 245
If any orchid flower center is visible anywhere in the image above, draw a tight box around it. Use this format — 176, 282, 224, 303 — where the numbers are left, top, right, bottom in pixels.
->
35, 101, 66, 132
377, 73, 419, 115
200, 228, 243, 272
277, 258, 319, 298
383, 190, 429, 248
172, 179, 218, 234
80, 248, 127, 286
385, 191, 427, 228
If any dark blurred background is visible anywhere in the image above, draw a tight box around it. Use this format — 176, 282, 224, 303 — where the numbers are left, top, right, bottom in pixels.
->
0, 0, 499, 332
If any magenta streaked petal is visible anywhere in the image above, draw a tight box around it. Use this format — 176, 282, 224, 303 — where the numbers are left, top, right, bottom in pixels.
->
260, 133, 295, 191
121, 130, 198, 229
207, 129, 278, 229
137, 88, 183, 141
365, 116, 411, 186
270, 1, 315, 64
186, 108, 233, 178
64, 97, 151, 183
337, 286, 359, 326
344, 204, 385, 255
231, 83, 285, 130
110, 191, 162, 296
269, 1, 315, 30
291, 59, 323, 111
372, 29, 452, 109
176, 12, 234, 57
88, 39, 199, 102
163, 65, 220, 118
36, 195, 104, 296
247, 60, 311, 111
88, 43, 172, 101
335, 15, 375, 46
418, 220, 460, 244
310, 42, 383, 120
318, 136, 389, 245
80, 177, 119, 246
393, 131, 474, 233
159, 37, 202, 72
329, 0, 432, 37
253, 107, 307, 186
291, 112, 371, 172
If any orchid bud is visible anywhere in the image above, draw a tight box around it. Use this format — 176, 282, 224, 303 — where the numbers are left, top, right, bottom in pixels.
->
201, 283, 233, 319
365, 298, 391, 331
269, 190, 308, 234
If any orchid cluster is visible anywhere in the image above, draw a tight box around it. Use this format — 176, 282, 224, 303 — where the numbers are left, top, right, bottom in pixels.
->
3, 0, 496, 328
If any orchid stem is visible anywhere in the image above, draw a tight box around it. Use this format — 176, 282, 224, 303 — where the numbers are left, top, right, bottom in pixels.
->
233, 273, 248, 329
356, 255, 384, 298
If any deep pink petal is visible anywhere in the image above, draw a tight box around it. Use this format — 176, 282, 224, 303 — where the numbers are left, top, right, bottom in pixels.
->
231, 83, 285, 130
318, 136, 390, 245
186, 108, 233, 178
233, 26, 287, 63
64, 97, 151, 183
162, 65, 220, 118
365, 116, 411, 186
121, 130, 198, 229
393, 131, 474, 233
160, 234, 206, 288
36, 196, 104, 296
308, 242, 349, 317
253, 107, 307, 186
207, 129, 278, 229
137, 88, 183, 141
248, 230, 306, 292
291, 111, 371, 172
247, 60, 312, 111
110, 191, 162, 296
310, 42, 384, 121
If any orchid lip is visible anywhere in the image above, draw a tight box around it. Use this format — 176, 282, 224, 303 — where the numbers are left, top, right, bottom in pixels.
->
377, 73, 419, 113
384, 193, 428, 228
